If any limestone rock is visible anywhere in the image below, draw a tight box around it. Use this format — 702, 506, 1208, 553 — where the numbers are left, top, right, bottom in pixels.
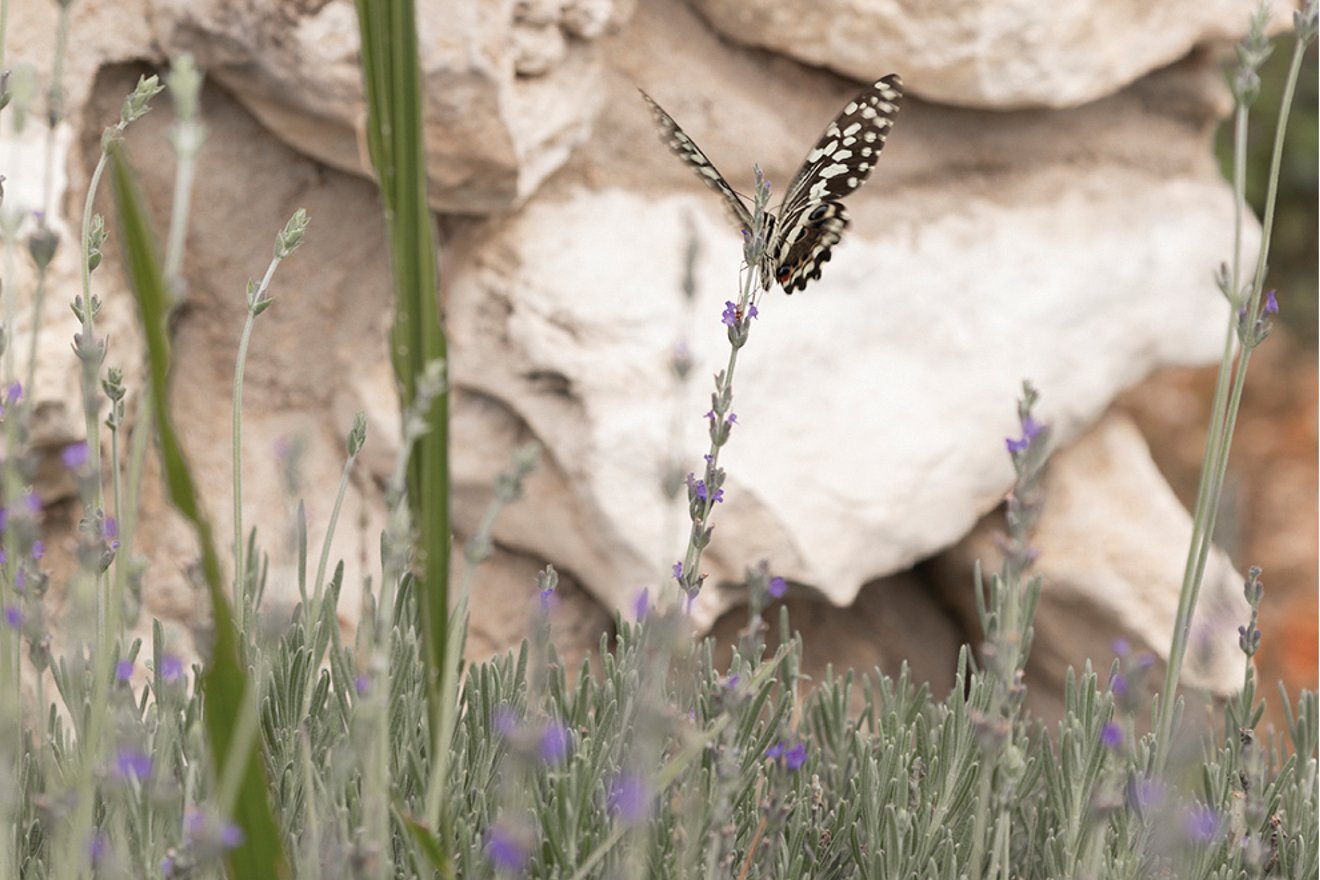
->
686, 0, 1290, 109
927, 412, 1250, 718
707, 571, 965, 711
444, 37, 1257, 625
2, 0, 1280, 691
9, 0, 627, 215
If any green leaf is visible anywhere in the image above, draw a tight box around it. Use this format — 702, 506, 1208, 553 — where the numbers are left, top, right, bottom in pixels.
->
108, 141, 289, 880
353, 0, 450, 737
397, 805, 455, 880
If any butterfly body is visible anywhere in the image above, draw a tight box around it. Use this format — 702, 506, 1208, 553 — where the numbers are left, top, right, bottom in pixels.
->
641, 75, 902, 294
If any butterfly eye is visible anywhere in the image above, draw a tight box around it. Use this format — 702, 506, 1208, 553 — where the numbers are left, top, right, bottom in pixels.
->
776, 266, 792, 283
808, 205, 831, 221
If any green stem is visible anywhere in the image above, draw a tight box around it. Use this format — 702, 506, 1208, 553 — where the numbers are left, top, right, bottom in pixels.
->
1157, 33, 1310, 763
231, 257, 282, 635
680, 267, 756, 596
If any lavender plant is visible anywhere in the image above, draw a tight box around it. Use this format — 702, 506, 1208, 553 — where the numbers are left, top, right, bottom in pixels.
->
0, 3, 1316, 880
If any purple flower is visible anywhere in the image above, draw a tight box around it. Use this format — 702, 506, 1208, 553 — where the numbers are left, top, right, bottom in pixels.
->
768, 577, 787, 599
160, 654, 184, 683
3, 605, 22, 630
537, 586, 557, 614
726, 412, 737, 425
1264, 290, 1278, 314
721, 301, 738, 327
354, 674, 370, 696
1112, 638, 1130, 656
635, 587, 651, 620
747, 302, 759, 320
219, 823, 243, 850
1100, 722, 1123, 749
1183, 805, 1221, 843
23, 491, 40, 514
104, 516, 118, 539
30, 540, 44, 560
184, 807, 206, 839
14, 568, 25, 591
61, 442, 89, 470
538, 721, 570, 765
673, 559, 684, 580
767, 739, 807, 769
1110, 672, 1128, 698
608, 773, 650, 824
492, 706, 519, 738
115, 660, 134, 682
0, 549, 8, 566
485, 825, 529, 872
1006, 414, 1044, 454
725, 674, 740, 690
115, 749, 153, 781
88, 832, 107, 864
5, 382, 21, 406
161, 856, 175, 875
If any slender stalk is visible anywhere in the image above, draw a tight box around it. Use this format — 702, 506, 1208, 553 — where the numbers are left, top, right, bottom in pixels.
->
22, 271, 45, 402
231, 208, 304, 634
1157, 25, 1312, 762
674, 168, 772, 604
311, 415, 365, 609
679, 263, 754, 593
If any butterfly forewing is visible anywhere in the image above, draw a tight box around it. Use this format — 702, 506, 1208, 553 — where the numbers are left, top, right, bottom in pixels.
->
639, 90, 754, 231
641, 74, 902, 294
769, 75, 903, 293
778, 75, 903, 222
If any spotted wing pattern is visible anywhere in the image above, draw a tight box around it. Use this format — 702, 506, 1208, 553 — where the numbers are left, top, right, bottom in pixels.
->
641, 75, 903, 295
639, 90, 753, 232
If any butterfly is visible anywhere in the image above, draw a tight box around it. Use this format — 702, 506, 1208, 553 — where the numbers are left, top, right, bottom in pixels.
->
640, 75, 902, 294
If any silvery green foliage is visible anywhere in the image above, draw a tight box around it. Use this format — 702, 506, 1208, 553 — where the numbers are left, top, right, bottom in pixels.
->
4, 414, 1317, 880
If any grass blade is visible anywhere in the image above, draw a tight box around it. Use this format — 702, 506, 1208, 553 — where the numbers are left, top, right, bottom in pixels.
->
108, 140, 289, 880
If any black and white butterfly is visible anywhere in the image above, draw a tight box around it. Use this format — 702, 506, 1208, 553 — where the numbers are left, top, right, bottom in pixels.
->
641, 75, 902, 294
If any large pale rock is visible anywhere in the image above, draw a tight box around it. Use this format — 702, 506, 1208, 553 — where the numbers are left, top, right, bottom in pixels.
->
3, 0, 1280, 693
8, 0, 627, 215
159, 0, 624, 212
444, 44, 1258, 625
927, 411, 1250, 718
686, 0, 1290, 109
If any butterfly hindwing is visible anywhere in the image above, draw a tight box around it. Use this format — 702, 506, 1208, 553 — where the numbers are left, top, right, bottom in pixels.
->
770, 201, 849, 294
641, 74, 901, 294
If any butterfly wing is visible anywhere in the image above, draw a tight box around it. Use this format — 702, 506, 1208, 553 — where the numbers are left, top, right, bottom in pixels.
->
640, 90, 755, 232
770, 75, 903, 293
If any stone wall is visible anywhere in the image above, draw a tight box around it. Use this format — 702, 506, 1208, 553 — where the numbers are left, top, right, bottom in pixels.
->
4, 0, 1294, 711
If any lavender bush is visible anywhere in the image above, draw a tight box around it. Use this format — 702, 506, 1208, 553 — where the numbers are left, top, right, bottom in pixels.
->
0, 2, 1316, 878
